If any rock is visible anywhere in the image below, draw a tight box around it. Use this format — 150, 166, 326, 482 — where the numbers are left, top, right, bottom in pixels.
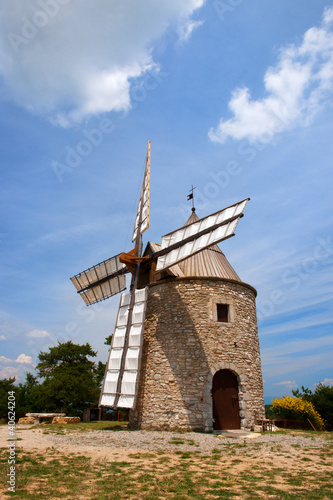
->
18, 417, 35, 424
52, 417, 81, 424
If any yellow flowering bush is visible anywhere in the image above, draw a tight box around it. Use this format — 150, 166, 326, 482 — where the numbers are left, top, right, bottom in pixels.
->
271, 396, 325, 430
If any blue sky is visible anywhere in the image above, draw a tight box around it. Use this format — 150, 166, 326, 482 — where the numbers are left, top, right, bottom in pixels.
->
0, 0, 332, 402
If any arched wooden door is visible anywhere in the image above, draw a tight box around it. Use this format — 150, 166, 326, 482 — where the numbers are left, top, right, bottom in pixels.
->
212, 369, 240, 430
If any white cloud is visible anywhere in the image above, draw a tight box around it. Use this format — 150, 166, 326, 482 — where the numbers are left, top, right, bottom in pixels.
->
0, 353, 33, 364
318, 378, 333, 387
260, 315, 333, 338
261, 336, 333, 380
209, 7, 333, 143
0, 355, 11, 364
0, 335, 6, 340
0, 366, 19, 380
16, 353, 32, 364
0, 361, 33, 382
274, 380, 297, 390
0, 317, 31, 338
263, 334, 333, 359
0, 353, 34, 381
0, 0, 205, 126
26, 329, 50, 339
178, 19, 203, 43
262, 351, 333, 378
32, 214, 128, 246
324, 5, 333, 25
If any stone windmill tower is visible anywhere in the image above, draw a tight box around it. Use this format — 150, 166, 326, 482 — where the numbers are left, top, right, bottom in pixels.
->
70, 142, 265, 431
129, 209, 265, 431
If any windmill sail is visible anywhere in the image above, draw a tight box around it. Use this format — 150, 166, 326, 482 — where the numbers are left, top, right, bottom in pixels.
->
70, 254, 127, 306
155, 198, 249, 272
132, 140, 151, 242
99, 287, 148, 409
100, 141, 151, 411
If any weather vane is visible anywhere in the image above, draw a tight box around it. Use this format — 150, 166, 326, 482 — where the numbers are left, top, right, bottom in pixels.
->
187, 185, 196, 212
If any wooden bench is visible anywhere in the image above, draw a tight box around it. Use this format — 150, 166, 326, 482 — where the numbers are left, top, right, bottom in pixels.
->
256, 418, 274, 431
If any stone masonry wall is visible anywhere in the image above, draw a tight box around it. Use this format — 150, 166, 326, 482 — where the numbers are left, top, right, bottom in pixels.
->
129, 277, 265, 431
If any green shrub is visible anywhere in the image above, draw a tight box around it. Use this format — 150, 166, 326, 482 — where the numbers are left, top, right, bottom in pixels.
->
293, 384, 333, 431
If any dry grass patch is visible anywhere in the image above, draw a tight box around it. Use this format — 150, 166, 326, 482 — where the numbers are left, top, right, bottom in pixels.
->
1, 427, 332, 499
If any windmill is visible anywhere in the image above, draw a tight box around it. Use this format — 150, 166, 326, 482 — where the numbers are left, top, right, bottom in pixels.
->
70, 141, 250, 414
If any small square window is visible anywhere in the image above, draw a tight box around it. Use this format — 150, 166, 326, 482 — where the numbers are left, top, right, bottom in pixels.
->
217, 304, 229, 322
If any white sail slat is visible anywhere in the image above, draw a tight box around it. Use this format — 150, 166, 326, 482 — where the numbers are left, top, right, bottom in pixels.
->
100, 394, 116, 406
104, 371, 119, 393
129, 324, 143, 346
117, 304, 130, 326
113, 326, 126, 347
125, 347, 140, 370
99, 287, 148, 410
156, 199, 249, 273
108, 349, 123, 370
132, 141, 151, 242
121, 371, 137, 395
117, 395, 135, 408
70, 254, 127, 305
78, 274, 127, 306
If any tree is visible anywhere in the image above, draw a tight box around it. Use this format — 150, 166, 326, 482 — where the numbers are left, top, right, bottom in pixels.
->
35, 341, 101, 416
37, 341, 97, 377
104, 334, 113, 345
293, 383, 333, 430
292, 385, 313, 401
15, 372, 40, 417
0, 377, 16, 420
1, 342, 109, 419
95, 360, 106, 388
311, 384, 333, 430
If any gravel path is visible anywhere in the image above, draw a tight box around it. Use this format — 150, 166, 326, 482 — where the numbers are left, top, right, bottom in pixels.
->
9, 426, 328, 459
54, 429, 327, 453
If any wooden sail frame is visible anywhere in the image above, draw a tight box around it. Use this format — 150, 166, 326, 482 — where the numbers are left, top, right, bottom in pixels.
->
100, 141, 151, 409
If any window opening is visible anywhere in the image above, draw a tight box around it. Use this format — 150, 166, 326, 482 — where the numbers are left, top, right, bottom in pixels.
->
217, 304, 229, 322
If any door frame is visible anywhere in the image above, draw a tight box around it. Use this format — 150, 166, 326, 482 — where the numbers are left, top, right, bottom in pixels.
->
212, 368, 241, 430
202, 362, 248, 431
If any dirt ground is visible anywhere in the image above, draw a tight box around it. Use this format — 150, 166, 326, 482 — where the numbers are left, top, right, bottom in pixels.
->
1, 424, 333, 499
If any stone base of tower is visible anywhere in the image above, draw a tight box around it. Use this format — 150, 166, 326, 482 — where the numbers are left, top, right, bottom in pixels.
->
129, 277, 265, 432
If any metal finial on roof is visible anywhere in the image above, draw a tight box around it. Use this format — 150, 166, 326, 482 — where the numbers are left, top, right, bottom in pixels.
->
187, 185, 196, 212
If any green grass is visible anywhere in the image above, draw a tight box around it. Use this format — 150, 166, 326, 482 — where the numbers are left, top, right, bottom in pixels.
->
169, 437, 185, 445
168, 437, 199, 447
38, 420, 129, 434
1, 448, 332, 499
